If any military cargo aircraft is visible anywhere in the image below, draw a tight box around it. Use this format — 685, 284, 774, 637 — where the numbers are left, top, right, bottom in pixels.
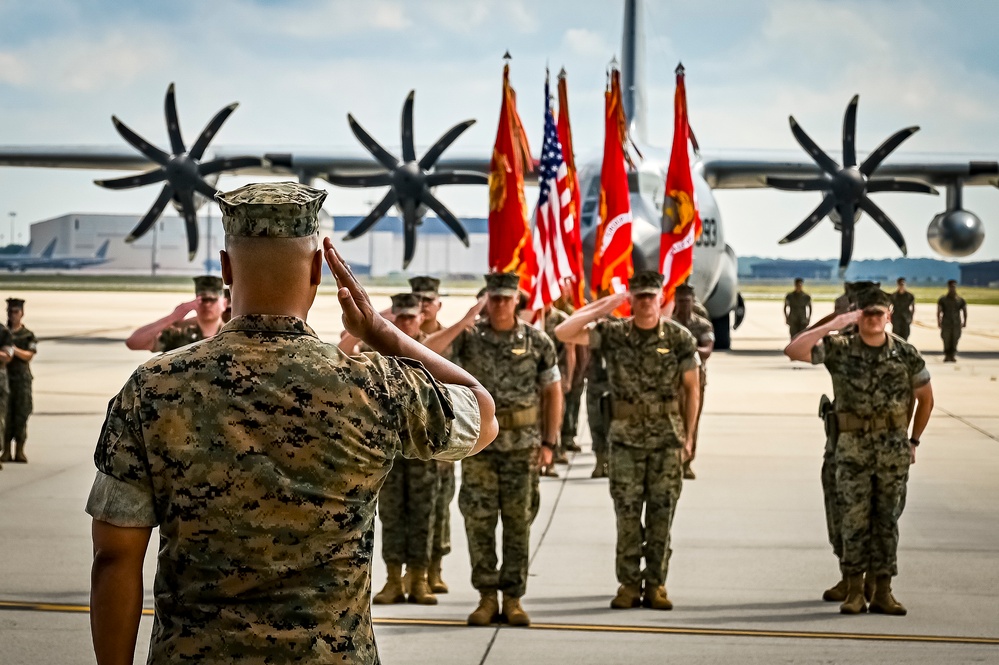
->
0, 0, 995, 346
0, 238, 56, 271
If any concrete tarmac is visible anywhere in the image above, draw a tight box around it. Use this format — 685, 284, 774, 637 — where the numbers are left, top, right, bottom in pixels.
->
0, 289, 997, 664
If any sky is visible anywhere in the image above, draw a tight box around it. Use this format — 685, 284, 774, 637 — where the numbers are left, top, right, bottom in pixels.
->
1, 0, 999, 262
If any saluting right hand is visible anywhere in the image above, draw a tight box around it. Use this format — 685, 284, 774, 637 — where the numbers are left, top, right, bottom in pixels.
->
323, 237, 384, 341
830, 310, 861, 330
172, 299, 199, 320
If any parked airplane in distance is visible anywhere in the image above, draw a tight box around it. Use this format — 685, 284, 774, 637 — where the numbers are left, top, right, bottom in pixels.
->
0, 238, 57, 271
0, 239, 111, 271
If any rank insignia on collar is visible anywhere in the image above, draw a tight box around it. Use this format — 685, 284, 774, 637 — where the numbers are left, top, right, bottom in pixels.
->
657, 348, 670, 354
511, 349, 526, 355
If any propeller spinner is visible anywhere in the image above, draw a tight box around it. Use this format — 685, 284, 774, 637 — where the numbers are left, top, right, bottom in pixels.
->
94, 83, 263, 259
329, 90, 487, 269
766, 95, 937, 275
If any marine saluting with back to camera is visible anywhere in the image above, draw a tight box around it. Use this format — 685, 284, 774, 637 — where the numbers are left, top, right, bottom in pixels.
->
86, 182, 497, 665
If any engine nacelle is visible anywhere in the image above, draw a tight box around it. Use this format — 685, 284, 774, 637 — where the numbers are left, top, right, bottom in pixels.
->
927, 208, 984, 257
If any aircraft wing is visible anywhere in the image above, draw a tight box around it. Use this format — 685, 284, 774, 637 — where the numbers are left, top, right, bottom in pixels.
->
0, 145, 492, 178
698, 149, 999, 189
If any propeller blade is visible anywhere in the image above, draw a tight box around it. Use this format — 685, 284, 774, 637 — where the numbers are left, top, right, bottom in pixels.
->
418, 119, 476, 170
838, 224, 854, 276
400, 198, 420, 269
326, 172, 394, 188
842, 95, 859, 168
859, 195, 908, 256
125, 184, 174, 242
401, 90, 416, 163
789, 116, 840, 175
191, 177, 219, 201
178, 193, 200, 260
347, 114, 400, 171
779, 194, 836, 244
765, 176, 830, 192
425, 170, 489, 187
164, 83, 186, 155
836, 201, 856, 275
866, 178, 938, 195
189, 103, 239, 160
342, 191, 398, 241
95, 168, 166, 190
859, 126, 919, 176
112, 116, 171, 166
420, 190, 470, 247
198, 156, 264, 175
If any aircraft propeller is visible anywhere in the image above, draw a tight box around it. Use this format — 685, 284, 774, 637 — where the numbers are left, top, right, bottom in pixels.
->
766, 95, 937, 275
94, 83, 264, 260
329, 90, 487, 269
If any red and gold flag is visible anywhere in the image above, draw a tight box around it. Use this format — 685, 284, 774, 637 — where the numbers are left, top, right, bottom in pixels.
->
556, 70, 585, 309
488, 61, 534, 285
591, 67, 633, 315
659, 63, 701, 304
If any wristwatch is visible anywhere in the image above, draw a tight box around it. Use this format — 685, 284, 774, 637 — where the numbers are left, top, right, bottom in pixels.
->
541, 441, 556, 450
909, 437, 920, 447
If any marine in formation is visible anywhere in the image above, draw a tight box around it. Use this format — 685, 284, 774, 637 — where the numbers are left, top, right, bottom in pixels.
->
426, 272, 562, 627
786, 286, 933, 616
557, 271, 701, 611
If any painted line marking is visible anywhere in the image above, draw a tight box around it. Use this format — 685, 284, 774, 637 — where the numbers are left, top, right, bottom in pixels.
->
2, 601, 997, 646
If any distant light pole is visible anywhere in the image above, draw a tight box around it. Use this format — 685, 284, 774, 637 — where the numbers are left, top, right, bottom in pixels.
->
7, 211, 14, 248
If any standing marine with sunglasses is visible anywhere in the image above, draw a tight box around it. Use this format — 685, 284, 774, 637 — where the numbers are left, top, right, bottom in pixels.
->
785, 287, 933, 616
125, 276, 228, 352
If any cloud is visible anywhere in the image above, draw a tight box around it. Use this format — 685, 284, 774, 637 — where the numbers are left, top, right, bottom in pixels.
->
562, 28, 611, 59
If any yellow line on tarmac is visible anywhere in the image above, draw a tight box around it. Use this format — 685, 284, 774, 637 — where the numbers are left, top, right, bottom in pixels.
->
3, 601, 998, 646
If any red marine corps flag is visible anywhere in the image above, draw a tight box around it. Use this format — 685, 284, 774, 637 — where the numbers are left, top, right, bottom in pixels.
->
591, 65, 633, 315
659, 63, 702, 303
556, 69, 585, 309
488, 55, 534, 282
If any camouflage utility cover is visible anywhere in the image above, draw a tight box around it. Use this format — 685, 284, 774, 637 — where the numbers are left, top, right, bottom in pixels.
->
86, 314, 480, 664
217, 182, 326, 238
484, 272, 520, 296
451, 320, 559, 451
409, 276, 441, 299
629, 270, 665, 295
811, 332, 930, 417
155, 319, 219, 353
193, 275, 225, 296
590, 318, 699, 449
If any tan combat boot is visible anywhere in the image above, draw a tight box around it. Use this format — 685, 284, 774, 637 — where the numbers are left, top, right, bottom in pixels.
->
839, 573, 867, 614
643, 584, 673, 610
823, 574, 848, 602
502, 595, 530, 627
427, 558, 448, 594
467, 591, 500, 626
372, 564, 406, 605
869, 575, 907, 616
13, 441, 26, 463
407, 566, 438, 605
591, 453, 608, 479
610, 584, 642, 609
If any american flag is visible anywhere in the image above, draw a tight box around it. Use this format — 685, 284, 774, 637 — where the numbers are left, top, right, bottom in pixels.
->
527, 80, 573, 311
